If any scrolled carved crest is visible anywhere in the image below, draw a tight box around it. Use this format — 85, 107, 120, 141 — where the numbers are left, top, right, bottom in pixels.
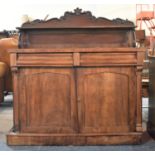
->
20, 8, 134, 29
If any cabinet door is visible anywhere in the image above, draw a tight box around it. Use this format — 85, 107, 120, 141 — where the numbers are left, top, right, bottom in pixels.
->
77, 67, 136, 133
18, 68, 78, 133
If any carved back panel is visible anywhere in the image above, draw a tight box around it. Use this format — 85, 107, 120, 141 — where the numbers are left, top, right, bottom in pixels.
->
18, 8, 136, 48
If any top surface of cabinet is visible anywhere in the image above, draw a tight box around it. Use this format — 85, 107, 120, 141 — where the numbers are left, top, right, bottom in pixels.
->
18, 8, 136, 48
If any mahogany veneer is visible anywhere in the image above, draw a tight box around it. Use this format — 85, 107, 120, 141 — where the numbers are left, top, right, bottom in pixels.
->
7, 8, 145, 145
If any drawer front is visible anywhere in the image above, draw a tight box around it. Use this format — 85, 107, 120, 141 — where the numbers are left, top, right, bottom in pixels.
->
80, 52, 137, 66
17, 53, 73, 66
12, 52, 137, 67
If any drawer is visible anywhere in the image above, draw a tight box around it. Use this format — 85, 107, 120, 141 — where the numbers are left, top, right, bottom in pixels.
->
16, 53, 73, 66
80, 52, 137, 66
11, 51, 137, 67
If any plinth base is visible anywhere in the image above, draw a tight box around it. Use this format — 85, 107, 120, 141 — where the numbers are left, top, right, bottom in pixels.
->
7, 130, 144, 146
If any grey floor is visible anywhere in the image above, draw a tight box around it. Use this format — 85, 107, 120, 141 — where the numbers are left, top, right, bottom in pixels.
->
0, 95, 155, 151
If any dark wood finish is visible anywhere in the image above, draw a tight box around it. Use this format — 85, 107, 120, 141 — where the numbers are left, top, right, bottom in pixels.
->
77, 67, 136, 133
18, 8, 134, 29
7, 8, 145, 145
18, 8, 136, 48
19, 68, 77, 133
18, 29, 135, 48
8, 48, 145, 145
7, 131, 143, 145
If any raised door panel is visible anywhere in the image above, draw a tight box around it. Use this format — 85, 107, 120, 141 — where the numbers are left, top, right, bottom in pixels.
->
77, 67, 136, 133
18, 68, 77, 133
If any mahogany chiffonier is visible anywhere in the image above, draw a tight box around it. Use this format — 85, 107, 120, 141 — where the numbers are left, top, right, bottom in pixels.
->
7, 8, 145, 145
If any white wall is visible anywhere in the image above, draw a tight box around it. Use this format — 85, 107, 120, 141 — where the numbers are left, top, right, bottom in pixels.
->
0, 1, 136, 30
